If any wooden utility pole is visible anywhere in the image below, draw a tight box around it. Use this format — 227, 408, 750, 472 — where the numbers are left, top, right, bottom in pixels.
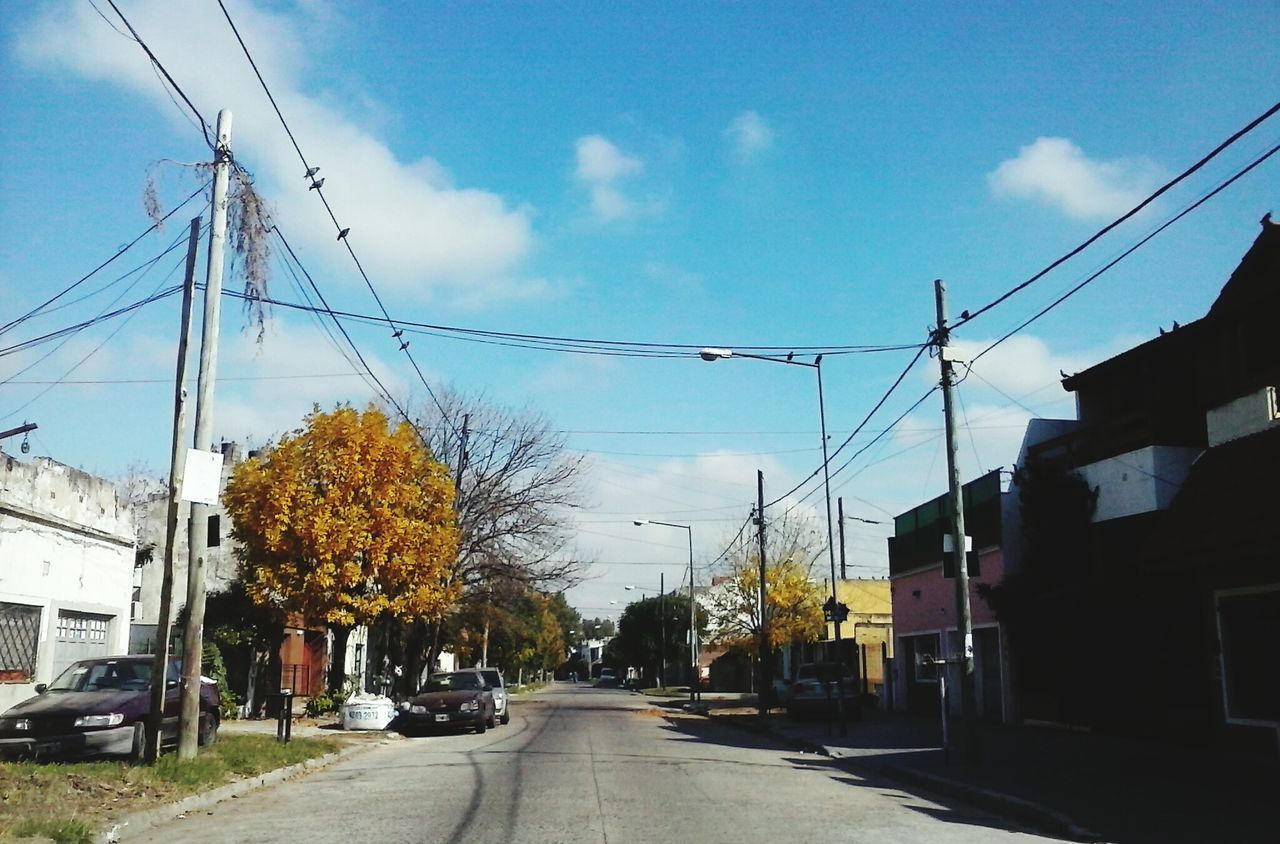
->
146, 217, 201, 763
756, 470, 770, 715
179, 110, 233, 759
934, 278, 978, 760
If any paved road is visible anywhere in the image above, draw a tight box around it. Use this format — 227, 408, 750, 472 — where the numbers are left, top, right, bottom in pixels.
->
125, 684, 1058, 843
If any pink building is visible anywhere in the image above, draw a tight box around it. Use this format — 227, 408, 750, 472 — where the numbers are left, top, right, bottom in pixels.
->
888, 468, 1014, 722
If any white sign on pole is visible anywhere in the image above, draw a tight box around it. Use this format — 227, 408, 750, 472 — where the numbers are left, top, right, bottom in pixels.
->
180, 449, 224, 505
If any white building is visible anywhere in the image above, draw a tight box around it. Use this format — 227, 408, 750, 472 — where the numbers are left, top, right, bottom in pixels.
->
1, 453, 134, 711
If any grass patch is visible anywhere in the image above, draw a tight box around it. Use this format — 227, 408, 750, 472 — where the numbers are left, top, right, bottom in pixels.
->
0, 734, 342, 843
640, 686, 692, 696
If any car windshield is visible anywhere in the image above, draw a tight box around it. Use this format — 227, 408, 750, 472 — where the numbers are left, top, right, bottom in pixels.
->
419, 673, 481, 693
479, 670, 502, 688
48, 660, 154, 692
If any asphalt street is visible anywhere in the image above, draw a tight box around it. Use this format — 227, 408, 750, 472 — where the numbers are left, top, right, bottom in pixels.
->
122, 684, 1060, 843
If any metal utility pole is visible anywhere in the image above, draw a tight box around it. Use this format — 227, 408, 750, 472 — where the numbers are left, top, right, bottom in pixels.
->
687, 527, 698, 703
146, 217, 201, 763
837, 497, 847, 580
179, 110, 233, 759
934, 278, 978, 760
756, 470, 770, 716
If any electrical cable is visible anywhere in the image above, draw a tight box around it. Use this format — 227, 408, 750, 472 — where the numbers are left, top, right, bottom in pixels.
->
764, 342, 931, 509
970, 141, 1280, 367
955, 99, 1280, 330
103, 0, 213, 148
0, 183, 207, 339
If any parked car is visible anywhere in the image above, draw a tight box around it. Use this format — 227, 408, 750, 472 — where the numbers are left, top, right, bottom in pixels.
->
596, 667, 620, 688
0, 655, 220, 762
785, 662, 861, 721
477, 667, 510, 725
398, 670, 496, 734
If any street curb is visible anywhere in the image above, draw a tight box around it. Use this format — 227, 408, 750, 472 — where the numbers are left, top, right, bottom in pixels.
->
94, 737, 389, 843
876, 763, 1104, 843
707, 714, 1102, 843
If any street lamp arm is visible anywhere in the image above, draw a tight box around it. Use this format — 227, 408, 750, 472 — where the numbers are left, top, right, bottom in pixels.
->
698, 348, 818, 368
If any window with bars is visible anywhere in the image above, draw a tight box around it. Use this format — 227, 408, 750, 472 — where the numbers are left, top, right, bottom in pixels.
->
1, 603, 42, 683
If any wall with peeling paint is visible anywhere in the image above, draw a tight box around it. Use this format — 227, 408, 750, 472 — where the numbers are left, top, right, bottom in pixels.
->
0, 452, 134, 712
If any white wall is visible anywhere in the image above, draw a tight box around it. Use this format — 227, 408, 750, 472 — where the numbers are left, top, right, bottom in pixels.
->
1078, 445, 1200, 522
0, 454, 134, 711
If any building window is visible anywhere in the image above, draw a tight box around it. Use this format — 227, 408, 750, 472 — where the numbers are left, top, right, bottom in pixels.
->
0, 603, 42, 683
208, 514, 221, 547
905, 633, 940, 683
1217, 586, 1280, 725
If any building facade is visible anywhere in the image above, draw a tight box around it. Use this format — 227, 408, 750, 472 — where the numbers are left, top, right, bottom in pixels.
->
888, 468, 1014, 722
0, 454, 134, 712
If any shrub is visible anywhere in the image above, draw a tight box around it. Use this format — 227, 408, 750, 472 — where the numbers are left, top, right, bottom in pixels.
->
304, 693, 340, 717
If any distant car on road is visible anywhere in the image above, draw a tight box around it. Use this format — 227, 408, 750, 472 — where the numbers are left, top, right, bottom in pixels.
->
477, 668, 510, 725
0, 655, 220, 762
596, 667, 620, 688
399, 670, 496, 734
785, 662, 861, 721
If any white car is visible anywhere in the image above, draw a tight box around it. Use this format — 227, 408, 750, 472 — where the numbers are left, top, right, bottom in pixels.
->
478, 668, 510, 725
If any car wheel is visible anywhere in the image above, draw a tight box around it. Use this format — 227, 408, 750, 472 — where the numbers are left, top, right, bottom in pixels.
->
129, 722, 146, 763
475, 720, 487, 734
500, 712, 510, 725
198, 713, 219, 747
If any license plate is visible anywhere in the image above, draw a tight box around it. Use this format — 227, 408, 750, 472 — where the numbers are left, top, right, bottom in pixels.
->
434, 714, 449, 722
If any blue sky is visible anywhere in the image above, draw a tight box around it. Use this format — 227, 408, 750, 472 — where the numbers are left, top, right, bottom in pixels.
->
2, 1, 1276, 621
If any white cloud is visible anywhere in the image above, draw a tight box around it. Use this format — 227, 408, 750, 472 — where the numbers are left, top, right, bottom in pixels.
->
574, 135, 644, 222
725, 111, 774, 162
987, 137, 1166, 219
213, 316, 407, 445
16, 0, 535, 304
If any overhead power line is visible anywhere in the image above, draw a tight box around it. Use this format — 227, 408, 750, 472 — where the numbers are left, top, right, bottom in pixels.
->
955, 99, 1280, 330
103, 0, 213, 147
0, 183, 207, 339
971, 141, 1280, 366
215, 288, 917, 359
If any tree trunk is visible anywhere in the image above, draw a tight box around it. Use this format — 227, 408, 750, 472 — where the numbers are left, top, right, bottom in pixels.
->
328, 624, 352, 695
481, 615, 490, 667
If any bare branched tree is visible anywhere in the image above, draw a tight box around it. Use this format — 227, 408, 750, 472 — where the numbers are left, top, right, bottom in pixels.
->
398, 388, 592, 683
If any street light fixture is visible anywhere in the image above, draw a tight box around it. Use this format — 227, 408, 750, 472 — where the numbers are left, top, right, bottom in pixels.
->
700, 348, 846, 728
633, 518, 697, 702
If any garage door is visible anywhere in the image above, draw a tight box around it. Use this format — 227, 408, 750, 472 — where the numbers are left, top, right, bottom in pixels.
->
51, 612, 112, 679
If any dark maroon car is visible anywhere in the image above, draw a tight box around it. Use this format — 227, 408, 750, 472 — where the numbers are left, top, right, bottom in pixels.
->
398, 670, 496, 734
0, 655, 220, 761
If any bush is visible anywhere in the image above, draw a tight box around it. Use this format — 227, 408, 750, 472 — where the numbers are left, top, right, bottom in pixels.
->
304, 693, 340, 717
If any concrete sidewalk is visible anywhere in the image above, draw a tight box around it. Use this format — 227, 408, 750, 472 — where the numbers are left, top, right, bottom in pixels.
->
704, 702, 1278, 843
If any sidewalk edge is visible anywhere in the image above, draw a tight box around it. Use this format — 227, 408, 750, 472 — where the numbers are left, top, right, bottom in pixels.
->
94, 739, 384, 844
875, 762, 1104, 843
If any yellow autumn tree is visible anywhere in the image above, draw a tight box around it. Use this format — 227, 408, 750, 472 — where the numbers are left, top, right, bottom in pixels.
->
706, 516, 826, 655
223, 405, 459, 691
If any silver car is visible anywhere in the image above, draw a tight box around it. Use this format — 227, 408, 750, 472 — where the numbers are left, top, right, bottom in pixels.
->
478, 668, 510, 725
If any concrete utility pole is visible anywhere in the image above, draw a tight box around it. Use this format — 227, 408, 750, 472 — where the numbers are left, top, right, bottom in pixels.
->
933, 278, 978, 760
179, 110, 233, 759
147, 217, 201, 763
756, 469, 770, 716
658, 571, 665, 688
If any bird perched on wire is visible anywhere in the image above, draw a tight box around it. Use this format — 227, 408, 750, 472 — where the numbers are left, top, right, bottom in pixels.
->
337, 228, 350, 240
308, 178, 324, 190
304, 166, 320, 178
